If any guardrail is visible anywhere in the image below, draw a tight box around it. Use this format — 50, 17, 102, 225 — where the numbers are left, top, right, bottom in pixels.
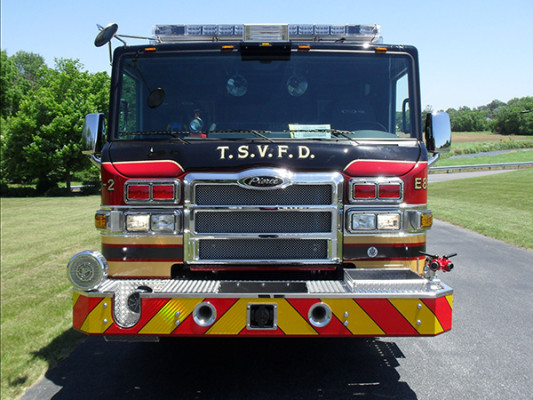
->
430, 161, 533, 173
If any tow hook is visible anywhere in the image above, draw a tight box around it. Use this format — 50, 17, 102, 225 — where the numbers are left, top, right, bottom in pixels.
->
421, 252, 457, 279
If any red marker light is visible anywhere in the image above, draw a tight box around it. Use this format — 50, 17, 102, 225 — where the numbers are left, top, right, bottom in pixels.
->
378, 183, 401, 199
152, 184, 175, 200
353, 183, 376, 199
128, 184, 150, 200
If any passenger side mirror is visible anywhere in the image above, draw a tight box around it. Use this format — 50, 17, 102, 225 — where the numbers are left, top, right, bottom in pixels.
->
82, 113, 106, 167
425, 112, 451, 154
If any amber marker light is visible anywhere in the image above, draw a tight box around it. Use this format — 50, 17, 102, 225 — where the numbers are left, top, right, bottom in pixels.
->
420, 212, 433, 229
375, 47, 387, 54
144, 47, 157, 53
298, 45, 311, 52
95, 213, 107, 230
221, 45, 234, 52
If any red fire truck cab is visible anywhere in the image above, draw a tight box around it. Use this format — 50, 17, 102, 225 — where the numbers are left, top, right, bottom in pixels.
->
69, 23, 454, 338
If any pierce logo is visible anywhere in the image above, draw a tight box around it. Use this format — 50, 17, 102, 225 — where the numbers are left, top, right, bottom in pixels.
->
240, 176, 285, 189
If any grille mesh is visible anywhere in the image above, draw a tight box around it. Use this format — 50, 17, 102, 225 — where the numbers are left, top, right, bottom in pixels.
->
195, 184, 332, 206
199, 239, 328, 260
195, 211, 332, 233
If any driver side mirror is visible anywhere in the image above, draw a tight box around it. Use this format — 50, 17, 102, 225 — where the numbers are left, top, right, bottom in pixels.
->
82, 113, 106, 167
425, 111, 451, 158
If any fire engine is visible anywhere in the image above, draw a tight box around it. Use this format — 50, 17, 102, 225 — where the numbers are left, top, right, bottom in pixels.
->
69, 23, 454, 338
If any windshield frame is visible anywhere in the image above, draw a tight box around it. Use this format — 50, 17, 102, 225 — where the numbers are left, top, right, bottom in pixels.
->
108, 42, 422, 142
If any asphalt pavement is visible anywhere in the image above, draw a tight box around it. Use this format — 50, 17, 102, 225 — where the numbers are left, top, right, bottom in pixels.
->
22, 218, 533, 400
429, 169, 517, 182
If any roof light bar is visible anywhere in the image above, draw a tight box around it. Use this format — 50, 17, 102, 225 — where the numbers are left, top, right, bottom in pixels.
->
152, 24, 382, 44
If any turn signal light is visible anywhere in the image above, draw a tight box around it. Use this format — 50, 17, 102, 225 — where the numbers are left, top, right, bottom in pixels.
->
95, 212, 108, 230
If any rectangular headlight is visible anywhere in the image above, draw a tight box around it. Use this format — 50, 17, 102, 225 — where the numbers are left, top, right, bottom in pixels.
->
377, 213, 400, 230
151, 214, 176, 233
351, 213, 376, 231
126, 214, 150, 232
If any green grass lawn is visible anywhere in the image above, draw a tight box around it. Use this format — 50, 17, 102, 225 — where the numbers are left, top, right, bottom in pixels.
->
439, 132, 533, 159
429, 168, 533, 249
434, 149, 533, 167
1, 196, 100, 400
2, 165, 532, 400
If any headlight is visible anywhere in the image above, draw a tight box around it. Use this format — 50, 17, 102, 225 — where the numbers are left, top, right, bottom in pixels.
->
67, 251, 108, 290
348, 210, 401, 232
351, 213, 376, 230
151, 214, 176, 232
377, 213, 400, 230
126, 214, 150, 232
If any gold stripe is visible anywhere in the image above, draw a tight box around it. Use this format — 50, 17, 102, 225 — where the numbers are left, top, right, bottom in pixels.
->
446, 294, 453, 310
326, 299, 384, 335
80, 296, 113, 334
352, 258, 422, 274
389, 298, 444, 335
344, 234, 425, 245
102, 236, 183, 246
108, 261, 173, 277
139, 298, 203, 335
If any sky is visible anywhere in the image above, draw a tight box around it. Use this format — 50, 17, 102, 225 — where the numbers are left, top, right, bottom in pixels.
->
1, 0, 532, 111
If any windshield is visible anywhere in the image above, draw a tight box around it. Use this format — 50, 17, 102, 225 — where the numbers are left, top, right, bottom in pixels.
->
114, 49, 417, 141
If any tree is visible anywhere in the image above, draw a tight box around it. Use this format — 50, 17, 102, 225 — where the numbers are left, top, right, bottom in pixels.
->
0, 50, 25, 118
3, 58, 109, 192
11, 51, 45, 90
446, 106, 489, 132
491, 97, 533, 135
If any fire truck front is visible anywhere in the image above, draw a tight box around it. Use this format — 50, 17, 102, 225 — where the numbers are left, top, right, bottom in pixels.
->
69, 24, 454, 338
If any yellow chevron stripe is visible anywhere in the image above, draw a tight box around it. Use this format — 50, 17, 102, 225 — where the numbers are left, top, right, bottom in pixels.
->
207, 299, 248, 335
276, 299, 317, 335
139, 298, 203, 335
389, 298, 444, 335
80, 296, 113, 334
326, 298, 385, 335
72, 291, 81, 307
446, 294, 453, 309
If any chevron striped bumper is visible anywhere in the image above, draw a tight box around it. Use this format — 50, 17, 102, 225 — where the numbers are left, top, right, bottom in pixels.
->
73, 269, 453, 337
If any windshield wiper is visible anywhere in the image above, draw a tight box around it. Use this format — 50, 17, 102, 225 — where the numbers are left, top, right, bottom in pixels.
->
284, 129, 360, 144
330, 129, 360, 144
124, 130, 191, 144
208, 130, 274, 143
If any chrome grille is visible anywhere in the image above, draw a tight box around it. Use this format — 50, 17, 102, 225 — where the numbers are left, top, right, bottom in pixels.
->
199, 239, 328, 260
195, 211, 332, 234
195, 184, 332, 205
184, 169, 343, 264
